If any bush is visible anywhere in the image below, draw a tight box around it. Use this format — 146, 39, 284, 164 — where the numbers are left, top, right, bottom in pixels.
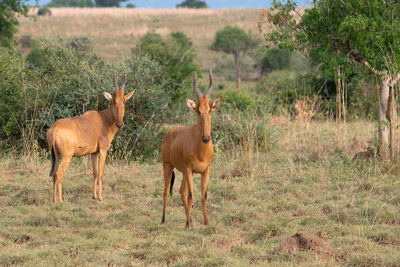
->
68, 37, 93, 52
37, 7, 51, 16
134, 31, 200, 105
2, 37, 171, 160
261, 47, 291, 75
19, 35, 33, 49
219, 89, 256, 112
126, 3, 135, 8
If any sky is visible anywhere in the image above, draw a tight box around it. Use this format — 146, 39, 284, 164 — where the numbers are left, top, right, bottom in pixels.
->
26, 0, 312, 8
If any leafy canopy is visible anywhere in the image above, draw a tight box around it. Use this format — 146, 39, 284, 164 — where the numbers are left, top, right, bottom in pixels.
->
0, 0, 29, 47
95, 0, 127, 7
46, 0, 95, 7
264, 0, 400, 78
211, 25, 259, 55
176, 0, 208, 8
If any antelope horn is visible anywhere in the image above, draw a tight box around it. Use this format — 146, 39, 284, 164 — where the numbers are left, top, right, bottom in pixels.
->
205, 69, 213, 97
193, 72, 202, 98
121, 71, 127, 90
113, 71, 118, 91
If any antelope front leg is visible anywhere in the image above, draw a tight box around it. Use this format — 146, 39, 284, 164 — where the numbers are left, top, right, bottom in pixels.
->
186, 169, 194, 229
91, 153, 99, 200
201, 167, 210, 225
161, 164, 174, 224
97, 150, 107, 201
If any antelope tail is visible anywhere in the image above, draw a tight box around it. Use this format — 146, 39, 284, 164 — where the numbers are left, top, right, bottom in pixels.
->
49, 146, 56, 177
170, 171, 175, 196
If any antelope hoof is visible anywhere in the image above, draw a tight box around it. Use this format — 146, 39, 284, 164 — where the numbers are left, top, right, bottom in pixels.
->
185, 221, 191, 229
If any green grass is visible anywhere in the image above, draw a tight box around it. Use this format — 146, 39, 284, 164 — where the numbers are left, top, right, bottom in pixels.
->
0, 120, 399, 266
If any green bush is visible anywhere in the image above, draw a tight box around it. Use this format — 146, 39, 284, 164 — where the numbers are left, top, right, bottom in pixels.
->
134, 31, 200, 105
219, 89, 256, 112
37, 7, 51, 16
1, 38, 171, 160
212, 111, 276, 152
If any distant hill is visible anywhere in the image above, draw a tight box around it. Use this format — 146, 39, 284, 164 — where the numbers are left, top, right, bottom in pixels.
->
26, 0, 311, 8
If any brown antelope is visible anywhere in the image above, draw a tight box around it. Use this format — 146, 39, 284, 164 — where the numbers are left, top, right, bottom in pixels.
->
161, 70, 222, 229
46, 72, 134, 202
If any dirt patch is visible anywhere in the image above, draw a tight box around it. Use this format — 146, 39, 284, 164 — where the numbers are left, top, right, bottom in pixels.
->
279, 232, 334, 256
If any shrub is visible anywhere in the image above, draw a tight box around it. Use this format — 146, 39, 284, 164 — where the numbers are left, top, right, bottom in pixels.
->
2, 37, 171, 160
19, 35, 33, 49
134, 31, 200, 105
176, 0, 208, 8
68, 37, 93, 52
37, 7, 51, 16
219, 89, 256, 112
126, 3, 135, 8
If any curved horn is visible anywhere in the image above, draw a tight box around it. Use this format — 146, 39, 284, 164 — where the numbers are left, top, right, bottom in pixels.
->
193, 72, 202, 98
120, 71, 127, 90
205, 69, 213, 97
113, 71, 118, 91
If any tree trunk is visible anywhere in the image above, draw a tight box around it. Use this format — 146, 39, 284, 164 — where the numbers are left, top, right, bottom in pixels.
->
234, 52, 241, 90
378, 76, 391, 159
336, 69, 342, 122
387, 83, 397, 158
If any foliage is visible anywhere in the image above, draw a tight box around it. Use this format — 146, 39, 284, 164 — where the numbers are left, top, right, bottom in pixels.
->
134, 31, 200, 103
46, 0, 95, 7
95, 0, 127, 7
2, 38, 171, 159
211, 25, 259, 89
37, 7, 51, 16
261, 47, 291, 75
126, 3, 135, 8
176, 0, 208, 8
218, 89, 256, 112
264, 0, 400, 78
211, 25, 258, 57
0, 0, 29, 47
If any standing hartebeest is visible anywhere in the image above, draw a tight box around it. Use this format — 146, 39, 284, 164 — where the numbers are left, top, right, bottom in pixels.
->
161, 69, 222, 229
46, 72, 134, 202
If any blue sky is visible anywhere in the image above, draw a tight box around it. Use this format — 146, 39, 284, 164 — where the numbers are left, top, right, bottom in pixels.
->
27, 0, 312, 8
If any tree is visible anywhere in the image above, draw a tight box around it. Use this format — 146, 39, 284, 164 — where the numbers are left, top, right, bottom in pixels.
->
176, 0, 208, 8
261, 47, 291, 75
95, 0, 127, 7
262, 0, 400, 159
0, 0, 29, 47
211, 25, 259, 89
46, 0, 95, 7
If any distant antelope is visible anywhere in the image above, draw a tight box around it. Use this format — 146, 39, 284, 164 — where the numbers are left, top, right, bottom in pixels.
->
46, 72, 134, 202
161, 70, 222, 229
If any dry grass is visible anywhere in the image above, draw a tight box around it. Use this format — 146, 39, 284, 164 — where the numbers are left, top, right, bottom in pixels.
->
1, 120, 399, 266
18, 8, 268, 68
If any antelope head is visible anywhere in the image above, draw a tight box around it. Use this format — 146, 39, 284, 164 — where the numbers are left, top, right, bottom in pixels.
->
186, 69, 222, 144
103, 71, 134, 128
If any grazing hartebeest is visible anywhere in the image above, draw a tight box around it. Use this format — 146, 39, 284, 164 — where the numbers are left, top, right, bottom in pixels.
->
161, 69, 222, 229
46, 72, 134, 202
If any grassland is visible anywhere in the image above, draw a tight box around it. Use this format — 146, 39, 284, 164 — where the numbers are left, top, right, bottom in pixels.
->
1, 120, 399, 266
18, 8, 267, 83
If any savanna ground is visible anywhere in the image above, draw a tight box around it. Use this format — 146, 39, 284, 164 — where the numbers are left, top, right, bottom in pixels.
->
1, 7, 398, 266
1, 120, 399, 266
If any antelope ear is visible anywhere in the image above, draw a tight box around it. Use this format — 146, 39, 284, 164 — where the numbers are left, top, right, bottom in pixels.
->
186, 98, 197, 111
211, 96, 222, 110
124, 90, 135, 102
103, 91, 113, 101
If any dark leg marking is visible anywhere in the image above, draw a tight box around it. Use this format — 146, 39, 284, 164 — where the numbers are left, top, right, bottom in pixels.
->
186, 221, 190, 228
188, 192, 192, 201
204, 190, 207, 200
161, 213, 165, 223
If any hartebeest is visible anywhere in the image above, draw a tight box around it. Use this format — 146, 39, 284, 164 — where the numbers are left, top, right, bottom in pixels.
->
46, 72, 134, 202
161, 69, 222, 229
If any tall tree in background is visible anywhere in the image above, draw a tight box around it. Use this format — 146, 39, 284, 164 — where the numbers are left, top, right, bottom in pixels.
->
95, 0, 127, 7
211, 25, 259, 89
0, 0, 29, 47
176, 0, 208, 8
262, 0, 400, 158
